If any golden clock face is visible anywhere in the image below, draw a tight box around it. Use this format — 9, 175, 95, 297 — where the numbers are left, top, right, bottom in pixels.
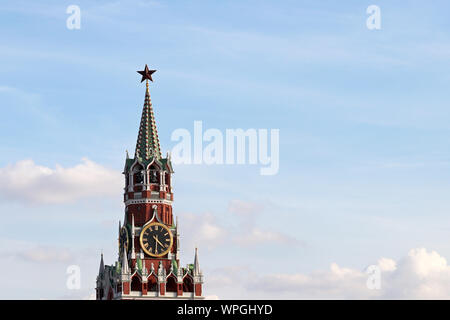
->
140, 222, 173, 257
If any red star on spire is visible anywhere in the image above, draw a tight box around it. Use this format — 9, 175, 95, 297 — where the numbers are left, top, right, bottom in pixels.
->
137, 64, 157, 82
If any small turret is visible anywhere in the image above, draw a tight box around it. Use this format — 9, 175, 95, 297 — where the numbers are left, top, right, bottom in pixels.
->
177, 263, 184, 279
118, 221, 122, 260
151, 262, 155, 273
158, 261, 164, 276
142, 259, 148, 276
131, 214, 136, 260
99, 252, 105, 275
121, 247, 129, 275
193, 247, 200, 276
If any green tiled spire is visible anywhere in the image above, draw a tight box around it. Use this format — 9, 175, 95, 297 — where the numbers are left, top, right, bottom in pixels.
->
135, 81, 162, 160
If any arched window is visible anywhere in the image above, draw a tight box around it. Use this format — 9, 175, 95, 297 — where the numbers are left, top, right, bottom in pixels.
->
165, 172, 170, 190
133, 164, 144, 185
166, 275, 177, 292
131, 276, 142, 292
148, 275, 157, 292
149, 165, 160, 184
183, 275, 194, 292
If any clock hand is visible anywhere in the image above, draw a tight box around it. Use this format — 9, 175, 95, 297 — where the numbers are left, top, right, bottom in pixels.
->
153, 235, 164, 247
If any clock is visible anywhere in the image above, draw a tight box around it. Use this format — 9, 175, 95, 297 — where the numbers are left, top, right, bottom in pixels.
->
140, 222, 173, 257
119, 226, 129, 257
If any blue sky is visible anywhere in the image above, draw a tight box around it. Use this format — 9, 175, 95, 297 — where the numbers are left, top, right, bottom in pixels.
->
2, 0, 450, 299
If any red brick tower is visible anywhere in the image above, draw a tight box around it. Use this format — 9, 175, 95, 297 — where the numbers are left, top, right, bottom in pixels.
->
96, 67, 204, 300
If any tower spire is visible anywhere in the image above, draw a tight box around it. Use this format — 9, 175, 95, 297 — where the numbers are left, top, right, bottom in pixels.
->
99, 252, 105, 275
122, 246, 129, 274
193, 247, 200, 276
118, 220, 122, 259
135, 66, 161, 160
131, 214, 136, 260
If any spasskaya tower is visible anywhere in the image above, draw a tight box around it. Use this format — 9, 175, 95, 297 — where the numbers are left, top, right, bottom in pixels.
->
96, 65, 204, 300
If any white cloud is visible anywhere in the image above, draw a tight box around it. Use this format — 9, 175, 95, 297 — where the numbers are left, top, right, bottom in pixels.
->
228, 199, 262, 216
178, 212, 228, 251
232, 227, 300, 247
16, 246, 73, 264
0, 158, 122, 204
0, 238, 102, 299
179, 200, 301, 250
207, 248, 450, 299
227, 200, 301, 247
0, 239, 77, 264
248, 263, 372, 299
377, 257, 396, 272
382, 248, 450, 299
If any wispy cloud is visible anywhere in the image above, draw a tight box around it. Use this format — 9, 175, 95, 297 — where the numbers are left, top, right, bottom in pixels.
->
14, 246, 73, 264
0, 158, 122, 204
179, 212, 228, 251
0, 85, 58, 125
207, 248, 450, 299
179, 199, 302, 250
233, 227, 300, 247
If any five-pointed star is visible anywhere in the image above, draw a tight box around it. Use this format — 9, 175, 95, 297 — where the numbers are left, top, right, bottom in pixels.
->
137, 64, 157, 82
